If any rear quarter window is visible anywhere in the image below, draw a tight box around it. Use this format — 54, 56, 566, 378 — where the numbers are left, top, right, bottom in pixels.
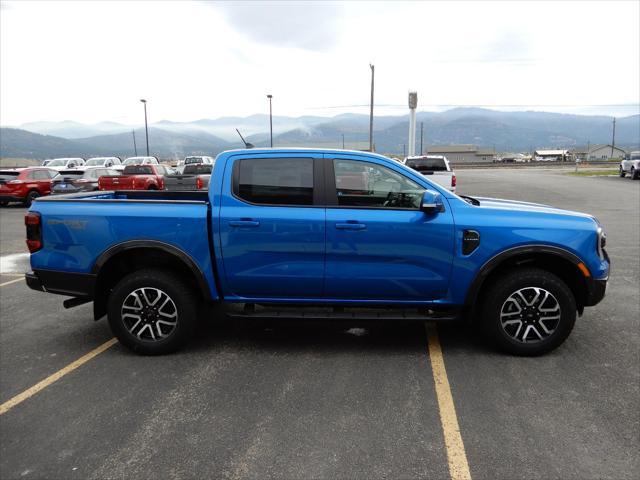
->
406, 158, 448, 172
234, 158, 314, 206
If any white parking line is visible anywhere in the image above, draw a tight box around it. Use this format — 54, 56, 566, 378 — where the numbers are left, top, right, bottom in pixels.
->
0, 276, 24, 287
426, 323, 472, 480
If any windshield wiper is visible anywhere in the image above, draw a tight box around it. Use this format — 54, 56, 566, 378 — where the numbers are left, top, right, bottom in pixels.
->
459, 195, 480, 206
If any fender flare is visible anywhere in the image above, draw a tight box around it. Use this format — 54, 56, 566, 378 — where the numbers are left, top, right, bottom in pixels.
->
464, 244, 586, 307
92, 240, 213, 301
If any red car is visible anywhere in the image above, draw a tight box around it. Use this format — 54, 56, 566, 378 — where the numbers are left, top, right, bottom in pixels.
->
0, 167, 57, 206
98, 164, 168, 191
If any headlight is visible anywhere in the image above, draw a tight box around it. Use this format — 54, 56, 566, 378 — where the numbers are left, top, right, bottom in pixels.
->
597, 227, 607, 260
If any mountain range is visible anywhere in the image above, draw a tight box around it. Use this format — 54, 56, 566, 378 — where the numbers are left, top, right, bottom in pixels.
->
2, 108, 638, 160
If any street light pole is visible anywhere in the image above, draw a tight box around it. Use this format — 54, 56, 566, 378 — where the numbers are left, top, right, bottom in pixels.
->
369, 64, 375, 152
342, 134, 345, 149
132, 129, 137, 156
267, 94, 273, 147
140, 99, 149, 156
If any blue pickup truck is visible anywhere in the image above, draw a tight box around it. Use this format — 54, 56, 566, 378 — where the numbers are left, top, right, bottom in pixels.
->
25, 149, 609, 356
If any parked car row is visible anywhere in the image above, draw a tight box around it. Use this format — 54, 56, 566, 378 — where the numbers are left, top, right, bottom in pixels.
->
0, 156, 216, 206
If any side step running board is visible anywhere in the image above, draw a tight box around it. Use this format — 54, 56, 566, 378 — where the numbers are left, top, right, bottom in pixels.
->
225, 304, 460, 322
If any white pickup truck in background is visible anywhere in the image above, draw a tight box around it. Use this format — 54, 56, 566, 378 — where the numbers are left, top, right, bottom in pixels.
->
620, 151, 640, 179
403, 155, 456, 192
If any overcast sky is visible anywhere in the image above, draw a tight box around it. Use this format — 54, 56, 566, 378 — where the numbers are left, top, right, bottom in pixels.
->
1, 0, 639, 126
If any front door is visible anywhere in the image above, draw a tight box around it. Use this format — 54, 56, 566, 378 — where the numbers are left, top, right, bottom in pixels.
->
219, 155, 325, 299
324, 156, 454, 301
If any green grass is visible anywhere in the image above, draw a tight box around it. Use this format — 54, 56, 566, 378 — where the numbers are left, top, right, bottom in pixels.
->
566, 169, 618, 177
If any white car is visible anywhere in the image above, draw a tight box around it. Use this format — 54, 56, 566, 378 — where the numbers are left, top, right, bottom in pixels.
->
403, 155, 456, 192
44, 158, 85, 171
85, 157, 123, 170
620, 151, 640, 179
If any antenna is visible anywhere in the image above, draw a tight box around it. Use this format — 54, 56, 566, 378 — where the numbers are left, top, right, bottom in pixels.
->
235, 128, 254, 149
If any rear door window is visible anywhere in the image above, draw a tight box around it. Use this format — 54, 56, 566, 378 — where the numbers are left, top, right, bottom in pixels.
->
234, 158, 314, 206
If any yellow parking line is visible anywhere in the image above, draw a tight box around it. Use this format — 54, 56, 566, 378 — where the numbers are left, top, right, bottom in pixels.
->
0, 338, 118, 415
0, 276, 24, 287
426, 323, 472, 480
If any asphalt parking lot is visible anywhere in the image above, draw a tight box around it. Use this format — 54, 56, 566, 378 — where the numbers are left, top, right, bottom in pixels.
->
1, 168, 638, 480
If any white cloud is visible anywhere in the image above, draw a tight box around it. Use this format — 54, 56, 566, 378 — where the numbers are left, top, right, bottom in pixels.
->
1, 0, 638, 126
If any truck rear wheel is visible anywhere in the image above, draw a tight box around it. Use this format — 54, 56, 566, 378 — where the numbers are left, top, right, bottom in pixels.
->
107, 268, 199, 355
481, 268, 576, 356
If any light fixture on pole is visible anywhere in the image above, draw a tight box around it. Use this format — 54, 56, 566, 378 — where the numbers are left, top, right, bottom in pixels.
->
140, 99, 149, 156
267, 94, 273, 147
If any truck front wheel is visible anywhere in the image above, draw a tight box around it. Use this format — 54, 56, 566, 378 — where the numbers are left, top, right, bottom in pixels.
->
481, 268, 576, 356
107, 269, 199, 355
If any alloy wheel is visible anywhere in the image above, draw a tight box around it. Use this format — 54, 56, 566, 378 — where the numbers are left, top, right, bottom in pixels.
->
121, 287, 178, 342
499, 287, 561, 343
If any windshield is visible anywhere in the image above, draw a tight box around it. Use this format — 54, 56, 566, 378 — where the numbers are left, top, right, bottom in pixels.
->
405, 158, 448, 172
124, 165, 153, 175
54, 171, 84, 179
183, 164, 212, 174
85, 159, 106, 166
631, 154, 640, 160
46, 159, 68, 166
184, 157, 204, 164
123, 158, 142, 165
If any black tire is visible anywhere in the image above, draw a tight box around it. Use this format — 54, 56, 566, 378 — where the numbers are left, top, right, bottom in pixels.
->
107, 269, 199, 355
24, 190, 39, 207
481, 268, 576, 356
632, 167, 639, 180
619, 167, 625, 177
0, 201, 8, 207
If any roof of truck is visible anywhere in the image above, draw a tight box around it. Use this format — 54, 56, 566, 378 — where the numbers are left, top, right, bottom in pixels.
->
218, 148, 391, 161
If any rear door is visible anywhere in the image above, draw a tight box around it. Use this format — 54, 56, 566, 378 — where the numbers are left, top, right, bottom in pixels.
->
323, 154, 455, 301
219, 154, 325, 299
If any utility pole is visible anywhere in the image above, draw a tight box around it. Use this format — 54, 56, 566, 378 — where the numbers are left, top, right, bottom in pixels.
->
420, 122, 424, 155
267, 94, 273, 147
611, 117, 616, 158
140, 99, 149, 156
369, 64, 375, 152
342, 134, 345, 149
132, 129, 137, 156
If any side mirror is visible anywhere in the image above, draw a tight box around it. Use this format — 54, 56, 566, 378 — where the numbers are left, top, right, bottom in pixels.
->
420, 190, 444, 214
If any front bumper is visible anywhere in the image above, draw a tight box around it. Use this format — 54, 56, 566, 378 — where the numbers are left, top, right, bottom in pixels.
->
584, 277, 607, 307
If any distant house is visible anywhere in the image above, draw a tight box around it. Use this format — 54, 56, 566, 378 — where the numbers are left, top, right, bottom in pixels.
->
425, 145, 495, 163
534, 149, 570, 161
571, 144, 627, 161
